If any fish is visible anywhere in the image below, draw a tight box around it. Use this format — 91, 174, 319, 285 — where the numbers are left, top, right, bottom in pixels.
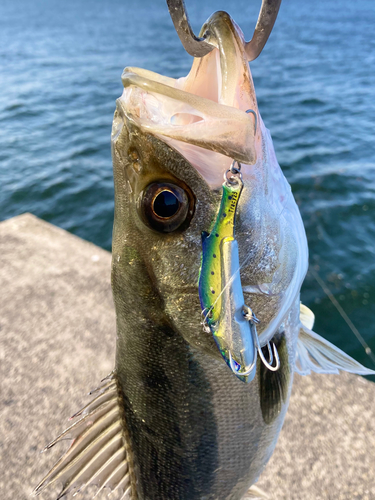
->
34, 7, 375, 500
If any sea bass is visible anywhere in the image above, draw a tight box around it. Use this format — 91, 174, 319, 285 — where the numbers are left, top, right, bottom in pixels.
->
34, 7, 375, 500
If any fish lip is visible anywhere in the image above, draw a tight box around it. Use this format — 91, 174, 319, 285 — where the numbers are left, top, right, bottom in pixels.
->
118, 70, 256, 167
117, 11, 259, 189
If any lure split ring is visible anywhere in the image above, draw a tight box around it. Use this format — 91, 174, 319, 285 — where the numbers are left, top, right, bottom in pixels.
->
224, 161, 242, 185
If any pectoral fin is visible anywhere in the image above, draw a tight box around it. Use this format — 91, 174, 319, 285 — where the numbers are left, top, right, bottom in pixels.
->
33, 373, 134, 499
259, 334, 290, 425
296, 305, 375, 376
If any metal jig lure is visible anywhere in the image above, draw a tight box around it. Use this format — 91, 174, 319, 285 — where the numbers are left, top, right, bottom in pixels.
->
198, 158, 280, 382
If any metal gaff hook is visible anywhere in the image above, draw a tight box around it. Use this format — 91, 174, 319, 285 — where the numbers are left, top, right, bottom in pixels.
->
166, 0, 282, 61
166, 0, 213, 58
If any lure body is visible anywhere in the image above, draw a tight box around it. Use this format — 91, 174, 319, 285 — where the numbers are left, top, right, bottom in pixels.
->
198, 175, 257, 382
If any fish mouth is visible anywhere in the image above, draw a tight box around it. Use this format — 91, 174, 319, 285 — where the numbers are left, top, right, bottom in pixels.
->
118, 11, 259, 189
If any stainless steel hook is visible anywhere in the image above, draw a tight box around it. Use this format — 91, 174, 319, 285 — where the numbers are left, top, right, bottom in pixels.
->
166, 0, 282, 61
229, 305, 280, 376
258, 341, 280, 372
229, 347, 257, 377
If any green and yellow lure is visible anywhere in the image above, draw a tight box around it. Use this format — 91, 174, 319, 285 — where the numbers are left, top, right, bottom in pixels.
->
198, 171, 257, 382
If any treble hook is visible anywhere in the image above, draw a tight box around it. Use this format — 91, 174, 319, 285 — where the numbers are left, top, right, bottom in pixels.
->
229, 305, 280, 376
258, 341, 280, 372
243, 305, 280, 371
229, 348, 256, 377
166, 0, 282, 61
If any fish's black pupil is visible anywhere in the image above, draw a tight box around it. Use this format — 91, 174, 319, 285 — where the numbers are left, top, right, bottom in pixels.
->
153, 190, 180, 218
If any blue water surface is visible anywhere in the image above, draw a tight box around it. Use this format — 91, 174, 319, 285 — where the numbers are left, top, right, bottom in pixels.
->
1, 0, 374, 371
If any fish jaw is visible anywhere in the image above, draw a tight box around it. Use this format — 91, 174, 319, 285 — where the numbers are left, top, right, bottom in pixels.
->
119, 10, 259, 188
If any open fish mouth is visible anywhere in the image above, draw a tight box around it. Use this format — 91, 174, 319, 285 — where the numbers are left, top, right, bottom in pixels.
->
117, 10, 307, 381
118, 11, 258, 188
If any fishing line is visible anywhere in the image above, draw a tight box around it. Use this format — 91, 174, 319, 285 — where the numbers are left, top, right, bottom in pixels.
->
309, 266, 375, 367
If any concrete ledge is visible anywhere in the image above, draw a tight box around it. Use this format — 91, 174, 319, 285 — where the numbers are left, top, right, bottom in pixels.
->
1, 214, 374, 500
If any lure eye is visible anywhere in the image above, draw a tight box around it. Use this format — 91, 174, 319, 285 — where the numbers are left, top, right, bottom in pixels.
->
138, 182, 194, 233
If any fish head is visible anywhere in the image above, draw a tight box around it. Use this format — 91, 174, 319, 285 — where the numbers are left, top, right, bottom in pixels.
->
112, 11, 308, 378
111, 114, 221, 360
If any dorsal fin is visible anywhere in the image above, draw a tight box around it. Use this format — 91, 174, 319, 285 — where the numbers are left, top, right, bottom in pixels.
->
33, 374, 134, 499
296, 305, 375, 376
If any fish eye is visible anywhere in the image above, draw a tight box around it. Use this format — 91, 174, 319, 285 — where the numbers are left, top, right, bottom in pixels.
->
153, 190, 180, 218
138, 182, 194, 233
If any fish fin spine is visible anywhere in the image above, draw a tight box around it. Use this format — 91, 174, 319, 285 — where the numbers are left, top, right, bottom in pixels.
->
295, 323, 375, 376
33, 372, 137, 499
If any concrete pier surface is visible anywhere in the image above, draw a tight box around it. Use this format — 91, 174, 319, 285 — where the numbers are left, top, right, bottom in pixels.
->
1, 213, 374, 500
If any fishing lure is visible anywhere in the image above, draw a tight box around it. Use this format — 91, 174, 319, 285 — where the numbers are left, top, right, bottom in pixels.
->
199, 159, 279, 382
